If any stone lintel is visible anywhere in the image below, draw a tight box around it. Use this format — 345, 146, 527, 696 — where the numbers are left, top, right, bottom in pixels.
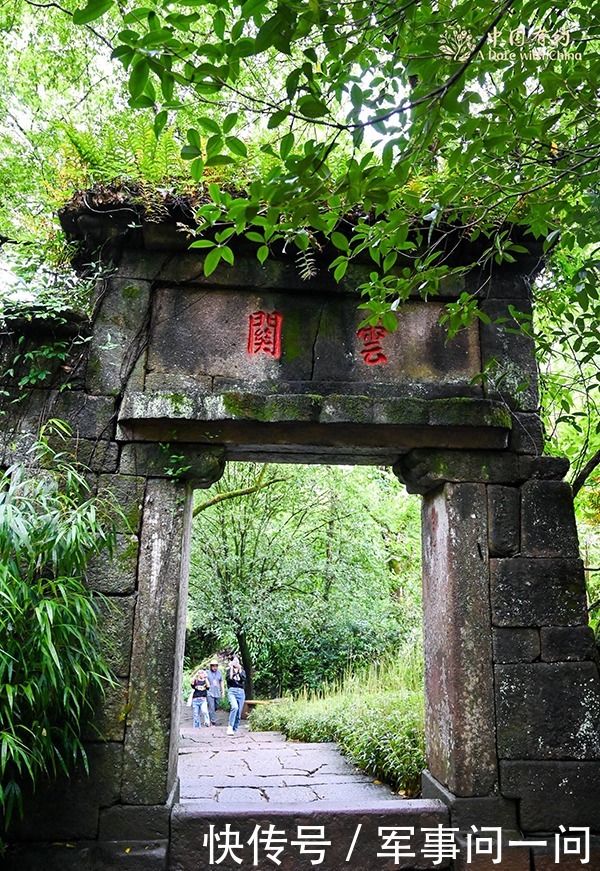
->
118, 390, 511, 428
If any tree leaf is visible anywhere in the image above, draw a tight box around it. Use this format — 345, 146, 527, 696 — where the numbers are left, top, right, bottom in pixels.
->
73, 0, 114, 25
129, 58, 150, 99
267, 109, 290, 129
226, 136, 248, 157
197, 116, 221, 135
204, 247, 222, 276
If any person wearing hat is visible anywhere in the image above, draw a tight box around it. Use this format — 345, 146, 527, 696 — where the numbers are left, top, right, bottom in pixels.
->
206, 658, 225, 726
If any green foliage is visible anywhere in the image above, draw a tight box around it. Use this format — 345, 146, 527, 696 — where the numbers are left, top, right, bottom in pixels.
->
189, 464, 422, 696
0, 422, 119, 832
250, 645, 426, 795
1, 0, 600, 483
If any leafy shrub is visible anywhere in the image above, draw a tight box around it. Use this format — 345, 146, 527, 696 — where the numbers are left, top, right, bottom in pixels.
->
250, 645, 426, 795
0, 423, 119, 832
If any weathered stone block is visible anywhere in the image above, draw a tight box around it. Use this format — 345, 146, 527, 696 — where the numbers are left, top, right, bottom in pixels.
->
82, 678, 128, 742
479, 299, 538, 411
496, 663, 600, 759
98, 473, 146, 534
487, 485, 520, 556
421, 771, 519, 831
86, 533, 139, 595
46, 390, 117, 440
493, 627, 540, 663
119, 443, 225, 486
521, 480, 580, 558
87, 278, 152, 395
507, 412, 544, 455
98, 805, 170, 840
395, 449, 519, 495
518, 455, 569, 481
65, 438, 120, 473
501, 761, 600, 830
122, 480, 192, 805
113, 249, 171, 283
421, 483, 498, 795
8, 743, 122, 841
146, 285, 481, 393
467, 270, 532, 301
490, 558, 588, 627
540, 626, 598, 662
97, 596, 136, 678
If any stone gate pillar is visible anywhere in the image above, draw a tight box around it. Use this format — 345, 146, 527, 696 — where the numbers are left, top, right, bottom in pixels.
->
121, 477, 193, 806
395, 449, 600, 866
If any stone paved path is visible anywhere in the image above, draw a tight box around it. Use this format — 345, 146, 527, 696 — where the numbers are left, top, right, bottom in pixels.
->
178, 704, 405, 807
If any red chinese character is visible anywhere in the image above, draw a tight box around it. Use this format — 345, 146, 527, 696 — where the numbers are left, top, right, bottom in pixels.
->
357, 324, 388, 365
248, 311, 283, 358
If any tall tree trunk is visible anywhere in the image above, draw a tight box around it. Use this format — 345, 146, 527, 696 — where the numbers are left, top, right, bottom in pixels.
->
236, 630, 254, 699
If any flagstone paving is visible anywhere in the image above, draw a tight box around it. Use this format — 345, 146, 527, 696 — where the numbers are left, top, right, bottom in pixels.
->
178, 705, 406, 806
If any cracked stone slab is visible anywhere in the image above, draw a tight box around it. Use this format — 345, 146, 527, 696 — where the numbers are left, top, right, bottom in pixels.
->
217, 787, 267, 804
282, 773, 375, 786
311, 782, 400, 801
262, 786, 320, 803
178, 715, 407, 808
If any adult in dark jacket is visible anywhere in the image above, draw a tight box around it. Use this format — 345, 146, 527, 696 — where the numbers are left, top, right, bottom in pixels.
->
226, 656, 246, 735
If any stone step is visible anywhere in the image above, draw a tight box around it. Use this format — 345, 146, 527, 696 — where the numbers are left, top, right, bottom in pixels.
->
169, 798, 450, 870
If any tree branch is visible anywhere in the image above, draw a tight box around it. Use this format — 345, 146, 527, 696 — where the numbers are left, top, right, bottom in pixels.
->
192, 474, 287, 517
572, 448, 600, 498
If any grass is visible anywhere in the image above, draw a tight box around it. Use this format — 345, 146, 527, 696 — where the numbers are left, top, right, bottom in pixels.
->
249, 642, 426, 796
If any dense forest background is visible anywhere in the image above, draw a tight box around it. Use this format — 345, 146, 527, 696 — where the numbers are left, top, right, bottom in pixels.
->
186, 464, 422, 696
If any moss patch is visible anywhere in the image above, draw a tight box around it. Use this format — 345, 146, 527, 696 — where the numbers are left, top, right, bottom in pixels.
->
222, 392, 322, 422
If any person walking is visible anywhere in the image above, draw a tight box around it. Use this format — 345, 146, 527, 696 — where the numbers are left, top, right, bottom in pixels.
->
206, 658, 225, 726
190, 668, 210, 728
226, 656, 246, 736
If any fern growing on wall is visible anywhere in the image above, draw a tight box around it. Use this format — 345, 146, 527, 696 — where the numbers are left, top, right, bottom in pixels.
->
61, 116, 188, 188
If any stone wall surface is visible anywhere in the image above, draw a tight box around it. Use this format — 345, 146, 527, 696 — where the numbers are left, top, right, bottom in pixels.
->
0, 218, 597, 869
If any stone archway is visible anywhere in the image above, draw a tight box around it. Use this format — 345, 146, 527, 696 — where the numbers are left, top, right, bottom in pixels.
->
1, 197, 598, 869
